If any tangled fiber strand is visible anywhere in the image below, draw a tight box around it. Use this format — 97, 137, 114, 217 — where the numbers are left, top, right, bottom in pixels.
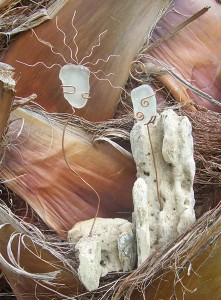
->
183, 108, 221, 185
0, 2, 220, 298
0, 200, 81, 297
24, 100, 221, 217
25, 104, 133, 143
0, 0, 57, 54
178, 106, 221, 215
1, 165, 221, 300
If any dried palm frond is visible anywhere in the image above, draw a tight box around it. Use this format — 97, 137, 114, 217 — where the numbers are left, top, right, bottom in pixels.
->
0, 0, 221, 299
28, 101, 221, 201
44, 100, 221, 217
0, 0, 68, 54
144, 0, 221, 112
0, 204, 82, 299
0, 0, 172, 235
2, 101, 220, 298
2, 0, 170, 121
1, 106, 136, 235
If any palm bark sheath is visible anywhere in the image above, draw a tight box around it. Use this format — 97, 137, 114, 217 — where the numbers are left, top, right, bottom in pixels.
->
0, 0, 221, 299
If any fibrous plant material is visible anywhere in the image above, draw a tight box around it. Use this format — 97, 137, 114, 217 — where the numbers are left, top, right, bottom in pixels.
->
0, 0, 221, 299
0, 0, 171, 234
1, 104, 221, 299
111, 204, 221, 300
0, 0, 68, 52
0, 0, 10, 10
0, 62, 15, 163
1, 107, 136, 234
0, 201, 28, 235
0, 220, 82, 299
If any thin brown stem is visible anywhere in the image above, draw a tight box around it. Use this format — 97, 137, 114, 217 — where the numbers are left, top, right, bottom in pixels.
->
142, 6, 210, 53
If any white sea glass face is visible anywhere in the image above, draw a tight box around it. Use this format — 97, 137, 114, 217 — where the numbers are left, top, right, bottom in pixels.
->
131, 84, 157, 125
59, 64, 90, 109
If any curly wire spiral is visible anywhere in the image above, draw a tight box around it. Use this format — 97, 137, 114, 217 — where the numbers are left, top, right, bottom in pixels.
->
135, 111, 145, 121
141, 96, 150, 107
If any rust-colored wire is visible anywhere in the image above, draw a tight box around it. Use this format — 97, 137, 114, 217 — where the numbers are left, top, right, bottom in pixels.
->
61, 107, 101, 236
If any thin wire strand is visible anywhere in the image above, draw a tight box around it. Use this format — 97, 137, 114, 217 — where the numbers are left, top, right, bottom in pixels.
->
83, 54, 119, 67
61, 107, 101, 236
55, 16, 78, 64
71, 10, 79, 64
92, 69, 116, 78
31, 29, 69, 65
79, 30, 108, 65
16, 60, 62, 69
129, 60, 146, 83
90, 70, 130, 97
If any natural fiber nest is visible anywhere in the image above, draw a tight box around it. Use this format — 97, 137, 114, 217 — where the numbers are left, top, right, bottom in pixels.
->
40, 99, 221, 218
0, 1, 221, 299
1, 191, 221, 299
16, 98, 220, 299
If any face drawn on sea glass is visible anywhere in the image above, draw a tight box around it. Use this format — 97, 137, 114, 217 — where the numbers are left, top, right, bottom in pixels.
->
131, 84, 157, 125
59, 64, 90, 109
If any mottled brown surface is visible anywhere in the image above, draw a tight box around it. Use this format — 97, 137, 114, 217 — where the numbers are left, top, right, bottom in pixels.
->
2, 109, 136, 235
150, 0, 221, 112
2, 0, 167, 121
